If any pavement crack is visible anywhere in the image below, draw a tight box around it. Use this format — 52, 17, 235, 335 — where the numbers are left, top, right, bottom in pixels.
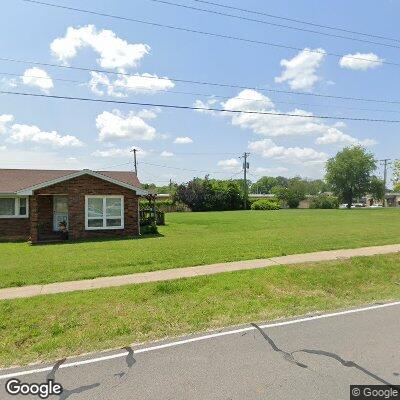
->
251, 323, 308, 369
292, 349, 393, 386
123, 346, 136, 368
46, 358, 66, 381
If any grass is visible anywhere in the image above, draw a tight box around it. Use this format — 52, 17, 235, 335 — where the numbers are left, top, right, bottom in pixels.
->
1, 208, 400, 288
0, 252, 399, 368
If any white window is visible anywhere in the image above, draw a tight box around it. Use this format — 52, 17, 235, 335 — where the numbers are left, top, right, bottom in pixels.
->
85, 196, 124, 230
0, 197, 29, 218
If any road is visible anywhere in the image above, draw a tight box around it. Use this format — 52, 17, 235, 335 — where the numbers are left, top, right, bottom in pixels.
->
1, 302, 399, 399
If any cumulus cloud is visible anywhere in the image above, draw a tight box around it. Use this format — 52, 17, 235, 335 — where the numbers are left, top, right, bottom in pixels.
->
275, 48, 326, 91
7, 124, 83, 147
249, 139, 328, 164
0, 114, 14, 134
96, 110, 157, 142
173, 136, 193, 144
89, 71, 174, 97
217, 158, 240, 171
315, 128, 377, 146
222, 89, 333, 137
160, 150, 174, 157
254, 166, 289, 176
22, 68, 54, 92
193, 98, 220, 115
51, 25, 150, 70
339, 52, 383, 70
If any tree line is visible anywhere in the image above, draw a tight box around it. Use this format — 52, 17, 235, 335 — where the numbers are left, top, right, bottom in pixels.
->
143, 146, 388, 211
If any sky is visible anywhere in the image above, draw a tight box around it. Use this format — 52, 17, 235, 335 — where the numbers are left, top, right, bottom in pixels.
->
0, 0, 399, 185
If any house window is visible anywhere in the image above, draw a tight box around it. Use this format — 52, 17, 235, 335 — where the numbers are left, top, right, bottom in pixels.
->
85, 196, 124, 230
0, 197, 29, 218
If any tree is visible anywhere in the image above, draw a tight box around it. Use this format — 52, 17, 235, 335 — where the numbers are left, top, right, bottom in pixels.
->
173, 177, 246, 211
272, 185, 306, 209
392, 160, 400, 189
325, 146, 376, 209
369, 176, 385, 200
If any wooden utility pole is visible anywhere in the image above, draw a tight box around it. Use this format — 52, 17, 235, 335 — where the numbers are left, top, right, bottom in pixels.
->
379, 159, 391, 207
131, 148, 138, 175
241, 152, 250, 209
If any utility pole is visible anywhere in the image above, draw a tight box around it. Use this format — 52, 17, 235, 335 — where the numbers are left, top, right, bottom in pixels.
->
240, 152, 250, 209
379, 159, 391, 207
131, 148, 138, 175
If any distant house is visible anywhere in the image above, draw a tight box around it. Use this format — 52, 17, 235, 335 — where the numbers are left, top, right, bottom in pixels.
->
365, 193, 400, 208
0, 169, 147, 243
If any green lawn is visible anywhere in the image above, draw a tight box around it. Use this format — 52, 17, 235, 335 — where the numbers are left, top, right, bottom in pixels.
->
1, 208, 399, 289
1, 252, 399, 368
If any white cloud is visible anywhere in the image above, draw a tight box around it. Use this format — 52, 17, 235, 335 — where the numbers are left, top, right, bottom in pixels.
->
7, 124, 83, 147
222, 89, 332, 137
254, 166, 289, 176
339, 52, 383, 70
96, 110, 157, 142
217, 158, 240, 171
193, 98, 220, 115
315, 128, 376, 146
220, 90, 377, 147
51, 25, 150, 71
0, 114, 14, 134
22, 68, 53, 92
161, 150, 174, 157
249, 139, 328, 164
275, 48, 326, 91
89, 72, 174, 97
0, 145, 6, 151
173, 136, 193, 144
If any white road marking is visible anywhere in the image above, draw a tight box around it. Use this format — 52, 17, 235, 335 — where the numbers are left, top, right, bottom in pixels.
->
1, 300, 399, 380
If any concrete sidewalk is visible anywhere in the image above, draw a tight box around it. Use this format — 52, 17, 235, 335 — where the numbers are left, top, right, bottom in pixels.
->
1, 243, 399, 300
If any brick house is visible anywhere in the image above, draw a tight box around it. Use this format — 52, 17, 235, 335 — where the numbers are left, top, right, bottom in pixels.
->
0, 169, 147, 243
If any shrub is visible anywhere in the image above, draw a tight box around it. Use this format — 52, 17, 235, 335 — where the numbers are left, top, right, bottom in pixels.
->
251, 199, 281, 210
310, 194, 339, 209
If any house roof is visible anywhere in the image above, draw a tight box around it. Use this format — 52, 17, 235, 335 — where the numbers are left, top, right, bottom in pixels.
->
0, 169, 146, 195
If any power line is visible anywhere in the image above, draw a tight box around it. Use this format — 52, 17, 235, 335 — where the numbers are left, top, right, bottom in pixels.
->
3, 90, 400, 123
192, 0, 400, 44
5, 69, 400, 114
3, 56, 400, 106
20, 0, 399, 68
139, 160, 235, 174
147, 0, 400, 49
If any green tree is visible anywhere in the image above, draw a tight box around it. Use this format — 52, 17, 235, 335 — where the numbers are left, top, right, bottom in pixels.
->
325, 146, 376, 209
369, 176, 385, 200
392, 160, 400, 189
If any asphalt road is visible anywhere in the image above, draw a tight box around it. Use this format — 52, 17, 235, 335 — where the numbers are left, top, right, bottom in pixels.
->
1, 302, 399, 400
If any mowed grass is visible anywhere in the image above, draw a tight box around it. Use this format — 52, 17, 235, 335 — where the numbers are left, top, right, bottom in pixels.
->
0, 252, 399, 367
1, 208, 400, 288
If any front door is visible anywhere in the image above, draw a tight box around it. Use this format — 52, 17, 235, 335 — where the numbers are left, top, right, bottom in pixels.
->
53, 196, 68, 231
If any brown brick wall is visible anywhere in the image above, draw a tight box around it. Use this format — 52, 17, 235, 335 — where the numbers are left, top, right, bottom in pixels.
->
0, 218, 30, 240
34, 174, 140, 241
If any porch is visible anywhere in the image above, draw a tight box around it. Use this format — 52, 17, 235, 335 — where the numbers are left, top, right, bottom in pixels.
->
30, 194, 69, 243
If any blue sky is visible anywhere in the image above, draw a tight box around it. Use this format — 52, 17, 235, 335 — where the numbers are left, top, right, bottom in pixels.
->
0, 0, 398, 185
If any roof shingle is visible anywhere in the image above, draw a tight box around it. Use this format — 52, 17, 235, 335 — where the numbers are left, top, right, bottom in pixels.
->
0, 169, 141, 193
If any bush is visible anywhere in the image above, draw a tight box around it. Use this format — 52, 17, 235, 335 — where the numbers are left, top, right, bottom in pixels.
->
173, 177, 247, 211
251, 199, 281, 210
310, 194, 339, 209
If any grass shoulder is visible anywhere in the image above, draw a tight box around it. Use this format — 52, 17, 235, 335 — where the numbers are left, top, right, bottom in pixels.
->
0, 252, 399, 368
